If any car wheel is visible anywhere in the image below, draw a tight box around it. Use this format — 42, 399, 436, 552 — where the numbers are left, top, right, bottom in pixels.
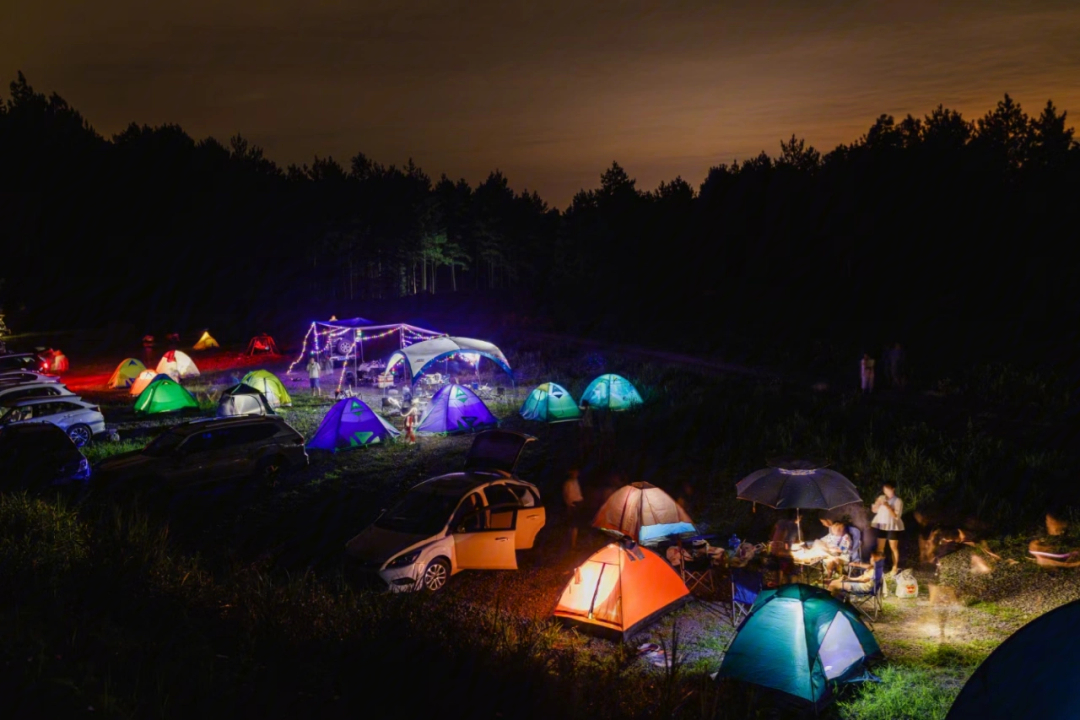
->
420, 558, 450, 592
254, 455, 288, 483
68, 424, 92, 447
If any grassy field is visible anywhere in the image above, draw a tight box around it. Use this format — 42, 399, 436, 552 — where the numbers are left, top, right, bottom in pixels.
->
2, 337, 1078, 718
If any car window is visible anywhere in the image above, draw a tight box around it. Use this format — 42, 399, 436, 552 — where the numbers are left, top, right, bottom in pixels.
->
143, 430, 185, 456
507, 485, 538, 507
23, 403, 55, 419
483, 484, 520, 508
226, 424, 279, 445
375, 489, 461, 535
180, 432, 216, 454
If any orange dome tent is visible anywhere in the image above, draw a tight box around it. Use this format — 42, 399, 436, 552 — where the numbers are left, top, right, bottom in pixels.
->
554, 542, 691, 641
592, 482, 696, 545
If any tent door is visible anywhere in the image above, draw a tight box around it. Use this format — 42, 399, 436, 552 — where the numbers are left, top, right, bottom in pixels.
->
453, 508, 518, 570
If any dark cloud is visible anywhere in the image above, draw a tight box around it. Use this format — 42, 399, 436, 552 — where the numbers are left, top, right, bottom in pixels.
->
3, 0, 1079, 205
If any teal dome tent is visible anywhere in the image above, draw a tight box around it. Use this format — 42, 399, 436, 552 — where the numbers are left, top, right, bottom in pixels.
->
520, 383, 581, 423
717, 584, 881, 709
580, 374, 643, 411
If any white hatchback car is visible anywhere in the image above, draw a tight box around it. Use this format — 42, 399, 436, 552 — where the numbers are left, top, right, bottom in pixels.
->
346, 430, 546, 592
0, 396, 106, 447
0, 382, 76, 406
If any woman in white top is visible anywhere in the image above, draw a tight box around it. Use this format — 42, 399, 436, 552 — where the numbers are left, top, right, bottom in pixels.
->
871, 482, 904, 575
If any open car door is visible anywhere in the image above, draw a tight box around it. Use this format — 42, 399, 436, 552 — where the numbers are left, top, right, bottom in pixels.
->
464, 430, 536, 475
452, 505, 518, 570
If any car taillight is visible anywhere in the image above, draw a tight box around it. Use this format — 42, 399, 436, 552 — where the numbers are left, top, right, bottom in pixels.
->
90, 406, 100, 413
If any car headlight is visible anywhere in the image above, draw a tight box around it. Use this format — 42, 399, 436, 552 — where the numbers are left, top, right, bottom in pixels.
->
385, 550, 421, 569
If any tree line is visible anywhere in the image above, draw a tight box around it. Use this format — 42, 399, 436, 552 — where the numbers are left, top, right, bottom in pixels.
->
1, 71, 1077, 348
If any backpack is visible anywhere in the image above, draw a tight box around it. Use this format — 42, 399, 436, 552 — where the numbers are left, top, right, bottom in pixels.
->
894, 569, 919, 599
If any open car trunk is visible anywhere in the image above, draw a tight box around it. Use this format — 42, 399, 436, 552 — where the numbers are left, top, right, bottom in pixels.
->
463, 430, 536, 475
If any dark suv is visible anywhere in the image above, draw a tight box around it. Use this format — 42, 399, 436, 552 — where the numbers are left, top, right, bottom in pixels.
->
0, 353, 49, 374
95, 415, 308, 489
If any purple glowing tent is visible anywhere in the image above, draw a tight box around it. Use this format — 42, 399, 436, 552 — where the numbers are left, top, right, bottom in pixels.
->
307, 397, 400, 451
417, 384, 498, 435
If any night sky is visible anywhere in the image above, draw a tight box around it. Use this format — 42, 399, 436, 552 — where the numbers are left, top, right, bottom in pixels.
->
4, 0, 1079, 206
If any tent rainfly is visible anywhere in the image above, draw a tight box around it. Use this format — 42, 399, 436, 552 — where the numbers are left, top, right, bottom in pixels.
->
520, 382, 581, 423
716, 584, 882, 709
134, 377, 200, 415
241, 370, 292, 408
193, 331, 220, 350
107, 358, 146, 389
580, 374, 643, 411
946, 598, 1080, 720
129, 371, 171, 396
386, 336, 512, 384
217, 384, 275, 417
417, 384, 498, 435
554, 541, 691, 641
156, 350, 199, 380
307, 397, 400, 450
592, 481, 696, 544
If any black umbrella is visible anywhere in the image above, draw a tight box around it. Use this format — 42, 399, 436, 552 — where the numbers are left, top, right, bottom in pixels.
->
736, 458, 862, 542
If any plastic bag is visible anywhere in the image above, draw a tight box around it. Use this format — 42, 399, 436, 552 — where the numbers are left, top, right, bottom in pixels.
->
894, 569, 919, 599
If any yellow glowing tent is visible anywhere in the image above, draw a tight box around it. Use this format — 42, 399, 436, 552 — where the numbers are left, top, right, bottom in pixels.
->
193, 331, 220, 350
554, 542, 691, 641
107, 358, 146, 388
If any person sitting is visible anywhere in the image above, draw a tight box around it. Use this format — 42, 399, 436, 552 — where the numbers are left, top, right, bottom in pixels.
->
1029, 511, 1080, 567
828, 551, 885, 598
812, 522, 853, 578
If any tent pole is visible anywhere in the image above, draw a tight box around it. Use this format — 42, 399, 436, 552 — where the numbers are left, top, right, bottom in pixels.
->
797, 508, 803, 544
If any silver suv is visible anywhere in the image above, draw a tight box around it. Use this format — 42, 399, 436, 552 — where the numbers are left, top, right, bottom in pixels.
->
0, 396, 106, 446
0, 382, 76, 406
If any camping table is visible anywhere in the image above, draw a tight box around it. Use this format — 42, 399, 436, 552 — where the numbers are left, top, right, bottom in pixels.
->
790, 549, 829, 586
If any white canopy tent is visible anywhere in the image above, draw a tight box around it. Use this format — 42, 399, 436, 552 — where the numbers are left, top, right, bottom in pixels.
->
386, 336, 512, 384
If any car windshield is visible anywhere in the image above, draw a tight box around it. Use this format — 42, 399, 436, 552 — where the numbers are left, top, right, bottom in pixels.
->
143, 430, 186, 457
375, 488, 461, 535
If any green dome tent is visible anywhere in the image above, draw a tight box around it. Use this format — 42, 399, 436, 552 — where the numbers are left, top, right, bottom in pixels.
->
717, 584, 881, 709
134, 377, 199, 415
520, 382, 581, 423
580, 374, 643, 411
241, 369, 292, 408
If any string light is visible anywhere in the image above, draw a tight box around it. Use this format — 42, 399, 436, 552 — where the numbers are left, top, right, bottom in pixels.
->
290, 322, 443, 378
287, 323, 316, 374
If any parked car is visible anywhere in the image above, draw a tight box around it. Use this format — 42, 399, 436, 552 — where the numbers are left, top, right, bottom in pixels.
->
0, 352, 50, 374
0, 422, 91, 489
0, 382, 76, 406
0, 396, 105, 447
345, 430, 546, 593
0, 371, 60, 386
94, 415, 308, 489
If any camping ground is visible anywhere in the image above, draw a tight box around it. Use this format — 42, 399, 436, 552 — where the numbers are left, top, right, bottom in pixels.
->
3, 332, 1078, 719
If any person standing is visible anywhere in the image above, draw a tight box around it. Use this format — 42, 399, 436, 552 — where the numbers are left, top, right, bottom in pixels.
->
578, 399, 595, 461
562, 468, 584, 550
860, 353, 875, 394
306, 355, 322, 397
401, 398, 418, 444
871, 482, 904, 575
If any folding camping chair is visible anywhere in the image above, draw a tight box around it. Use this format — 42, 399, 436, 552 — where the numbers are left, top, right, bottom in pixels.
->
847, 525, 863, 564
838, 558, 886, 627
730, 566, 763, 627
